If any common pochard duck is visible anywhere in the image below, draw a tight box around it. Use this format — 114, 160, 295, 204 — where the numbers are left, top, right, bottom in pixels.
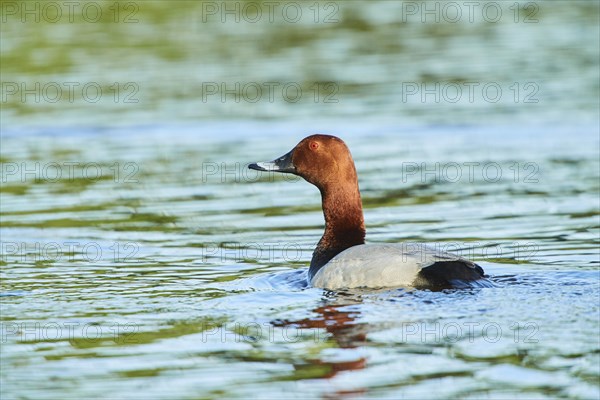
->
249, 134, 490, 290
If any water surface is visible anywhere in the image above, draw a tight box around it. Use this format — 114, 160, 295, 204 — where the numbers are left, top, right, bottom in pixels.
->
1, 0, 599, 398
1, 123, 598, 399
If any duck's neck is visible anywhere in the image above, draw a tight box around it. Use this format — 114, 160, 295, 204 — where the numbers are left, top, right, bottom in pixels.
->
309, 183, 366, 279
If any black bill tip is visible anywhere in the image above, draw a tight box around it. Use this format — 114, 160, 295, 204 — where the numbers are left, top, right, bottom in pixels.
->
247, 150, 296, 174
248, 163, 266, 171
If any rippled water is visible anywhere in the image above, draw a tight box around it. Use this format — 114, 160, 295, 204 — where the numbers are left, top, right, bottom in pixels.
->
1, 1, 599, 126
1, 0, 600, 399
1, 122, 599, 399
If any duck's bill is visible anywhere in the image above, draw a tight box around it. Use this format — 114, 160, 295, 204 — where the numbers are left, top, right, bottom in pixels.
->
248, 150, 296, 173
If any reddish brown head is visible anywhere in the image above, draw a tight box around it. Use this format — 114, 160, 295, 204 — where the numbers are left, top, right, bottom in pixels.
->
249, 134, 359, 190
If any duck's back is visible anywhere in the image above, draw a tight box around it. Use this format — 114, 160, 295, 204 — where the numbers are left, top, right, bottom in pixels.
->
310, 243, 490, 290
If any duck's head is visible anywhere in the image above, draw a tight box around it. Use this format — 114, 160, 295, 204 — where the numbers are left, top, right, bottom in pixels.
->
249, 134, 357, 189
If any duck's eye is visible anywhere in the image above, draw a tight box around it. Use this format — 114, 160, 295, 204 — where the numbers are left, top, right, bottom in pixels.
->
309, 141, 319, 151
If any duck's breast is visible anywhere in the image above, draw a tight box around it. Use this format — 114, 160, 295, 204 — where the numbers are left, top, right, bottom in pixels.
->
310, 243, 482, 290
